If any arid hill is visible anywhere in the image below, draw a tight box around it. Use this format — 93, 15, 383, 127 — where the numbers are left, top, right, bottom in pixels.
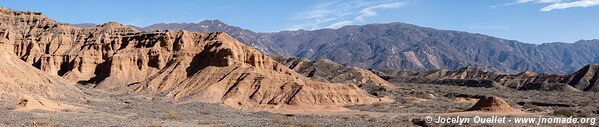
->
466, 96, 521, 113
0, 6, 389, 111
0, 8, 84, 111
274, 57, 391, 96
377, 64, 599, 92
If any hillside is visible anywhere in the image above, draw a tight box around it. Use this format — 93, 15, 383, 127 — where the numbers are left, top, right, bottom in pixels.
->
137, 21, 599, 73
0, 7, 85, 111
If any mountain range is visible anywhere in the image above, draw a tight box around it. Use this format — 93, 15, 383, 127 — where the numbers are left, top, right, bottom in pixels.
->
74, 20, 599, 73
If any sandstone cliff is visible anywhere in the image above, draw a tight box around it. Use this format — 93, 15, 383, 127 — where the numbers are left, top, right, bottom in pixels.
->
0, 7, 389, 110
0, 7, 84, 111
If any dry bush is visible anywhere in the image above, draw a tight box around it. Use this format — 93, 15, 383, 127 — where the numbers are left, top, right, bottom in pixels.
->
197, 120, 225, 125
29, 120, 56, 127
124, 104, 136, 109
147, 124, 162, 127
163, 109, 181, 120
147, 121, 162, 127
523, 103, 543, 112
356, 114, 369, 119
84, 99, 96, 105
367, 117, 377, 122
61, 109, 72, 112
302, 120, 318, 127
552, 108, 576, 117
196, 109, 215, 115
272, 118, 295, 126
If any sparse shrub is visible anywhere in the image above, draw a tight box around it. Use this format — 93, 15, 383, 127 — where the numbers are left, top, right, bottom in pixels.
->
367, 117, 378, 122
374, 108, 391, 112
84, 99, 96, 105
523, 103, 543, 112
29, 120, 54, 127
124, 104, 136, 109
196, 109, 214, 115
341, 116, 350, 120
356, 114, 369, 119
148, 124, 162, 127
197, 120, 225, 125
552, 108, 576, 117
148, 121, 162, 127
61, 109, 72, 112
576, 110, 591, 117
303, 120, 318, 127
372, 102, 385, 107
272, 118, 294, 125
163, 109, 181, 120
110, 92, 129, 97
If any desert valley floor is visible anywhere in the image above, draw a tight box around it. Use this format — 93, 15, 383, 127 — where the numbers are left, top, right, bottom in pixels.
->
1, 82, 598, 126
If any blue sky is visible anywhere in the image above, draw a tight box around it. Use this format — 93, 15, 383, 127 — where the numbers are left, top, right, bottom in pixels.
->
1, 0, 598, 43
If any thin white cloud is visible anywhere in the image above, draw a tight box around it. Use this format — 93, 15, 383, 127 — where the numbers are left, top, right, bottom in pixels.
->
517, 0, 562, 3
541, 0, 599, 11
295, 2, 338, 20
288, 0, 405, 30
499, 0, 599, 11
356, 2, 404, 21
492, 0, 561, 8
325, 20, 354, 29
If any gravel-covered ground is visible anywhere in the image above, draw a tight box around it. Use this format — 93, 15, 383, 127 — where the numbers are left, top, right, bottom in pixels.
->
1, 83, 597, 127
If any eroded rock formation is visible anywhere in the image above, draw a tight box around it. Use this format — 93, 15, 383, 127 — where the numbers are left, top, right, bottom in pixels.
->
0, 8, 84, 111
466, 96, 521, 112
0, 6, 389, 110
275, 57, 392, 96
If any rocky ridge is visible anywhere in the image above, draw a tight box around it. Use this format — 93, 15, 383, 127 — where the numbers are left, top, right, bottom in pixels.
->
378, 64, 599, 92
274, 57, 392, 96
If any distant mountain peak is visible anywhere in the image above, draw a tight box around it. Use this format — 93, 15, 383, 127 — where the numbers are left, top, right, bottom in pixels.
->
198, 19, 225, 24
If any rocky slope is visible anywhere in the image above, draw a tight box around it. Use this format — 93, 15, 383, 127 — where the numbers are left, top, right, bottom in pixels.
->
466, 96, 521, 113
0, 7, 85, 111
377, 64, 599, 92
139, 21, 599, 73
0, 6, 388, 111
274, 57, 391, 96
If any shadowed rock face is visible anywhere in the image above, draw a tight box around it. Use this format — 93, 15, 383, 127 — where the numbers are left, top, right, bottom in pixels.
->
274, 57, 392, 97
566, 64, 599, 91
0, 7, 389, 110
139, 21, 599, 73
378, 64, 599, 92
